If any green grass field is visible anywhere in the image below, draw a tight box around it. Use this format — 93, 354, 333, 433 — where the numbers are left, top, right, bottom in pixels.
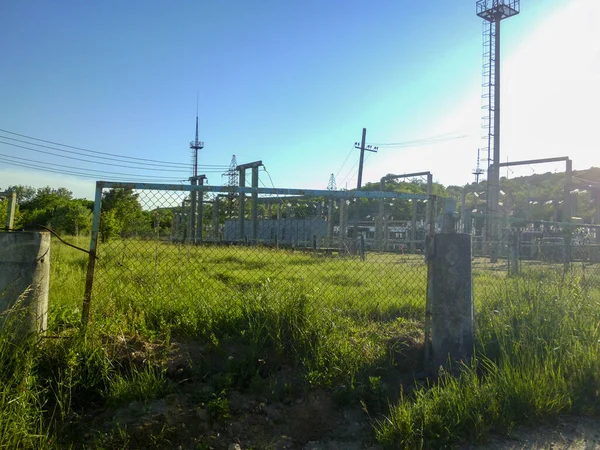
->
2, 237, 600, 448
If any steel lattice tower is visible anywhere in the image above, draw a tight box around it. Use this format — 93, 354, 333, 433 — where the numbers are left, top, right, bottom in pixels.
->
327, 173, 337, 191
226, 155, 239, 188
222, 154, 238, 218
477, 0, 520, 261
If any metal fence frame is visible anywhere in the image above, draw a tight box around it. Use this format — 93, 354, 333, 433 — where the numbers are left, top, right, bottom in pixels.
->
82, 180, 436, 326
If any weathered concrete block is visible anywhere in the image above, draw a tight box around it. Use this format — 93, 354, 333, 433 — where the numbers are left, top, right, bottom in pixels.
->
430, 233, 473, 370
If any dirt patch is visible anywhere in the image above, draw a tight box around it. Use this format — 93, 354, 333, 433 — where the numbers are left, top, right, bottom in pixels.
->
463, 416, 600, 450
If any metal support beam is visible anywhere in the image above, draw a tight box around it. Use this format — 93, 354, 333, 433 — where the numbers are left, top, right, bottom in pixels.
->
188, 177, 198, 243
564, 159, 572, 221
376, 172, 433, 252
238, 169, 246, 240
497, 156, 569, 168
251, 166, 259, 242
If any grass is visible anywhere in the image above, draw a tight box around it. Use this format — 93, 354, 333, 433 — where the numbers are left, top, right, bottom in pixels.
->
1, 235, 600, 448
376, 262, 600, 448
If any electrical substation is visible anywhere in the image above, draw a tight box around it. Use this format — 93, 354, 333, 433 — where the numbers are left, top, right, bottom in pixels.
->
168, 0, 600, 265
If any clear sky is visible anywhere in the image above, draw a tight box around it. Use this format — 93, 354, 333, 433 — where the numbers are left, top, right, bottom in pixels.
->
0, 0, 597, 199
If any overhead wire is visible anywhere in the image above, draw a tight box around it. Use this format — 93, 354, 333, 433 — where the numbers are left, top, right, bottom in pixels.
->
334, 144, 357, 181
0, 152, 187, 180
0, 157, 185, 182
370, 129, 475, 148
0, 139, 225, 172
0, 127, 228, 168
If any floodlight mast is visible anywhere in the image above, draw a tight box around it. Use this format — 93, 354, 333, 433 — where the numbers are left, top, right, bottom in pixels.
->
476, 0, 520, 262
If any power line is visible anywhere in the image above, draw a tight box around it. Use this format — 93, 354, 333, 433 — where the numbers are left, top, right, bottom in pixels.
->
0, 127, 228, 168
0, 157, 185, 182
334, 145, 357, 181
0, 152, 187, 180
371, 132, 472, 148
0, 136, 227, 170
0, 140, 225, 173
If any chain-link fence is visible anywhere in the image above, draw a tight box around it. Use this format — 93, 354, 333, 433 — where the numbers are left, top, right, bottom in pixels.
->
83, 182, 436, 362
464, 215, 600, 307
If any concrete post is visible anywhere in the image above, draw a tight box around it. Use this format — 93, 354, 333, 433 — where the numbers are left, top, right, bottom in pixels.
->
5, 191, 16, 231
0, 232, 50, 335
428, 232, 473, 371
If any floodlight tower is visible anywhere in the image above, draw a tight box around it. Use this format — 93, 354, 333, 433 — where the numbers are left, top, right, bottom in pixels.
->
477, 0, 520, 262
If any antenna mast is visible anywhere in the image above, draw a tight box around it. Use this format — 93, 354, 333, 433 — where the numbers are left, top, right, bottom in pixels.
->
189, 99, 204, 177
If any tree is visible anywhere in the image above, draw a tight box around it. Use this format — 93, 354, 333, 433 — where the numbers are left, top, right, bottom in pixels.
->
18, 186, 74, 229
49, 201, 93, 235
100, 188, 147, 240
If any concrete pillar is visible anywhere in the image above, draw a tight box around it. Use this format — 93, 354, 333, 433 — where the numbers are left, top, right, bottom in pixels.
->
428, 233, 473, 370
5, 191, 16, 231
0, 232, 50, 335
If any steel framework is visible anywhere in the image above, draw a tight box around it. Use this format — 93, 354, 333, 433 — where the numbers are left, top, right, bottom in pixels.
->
477, 0, 520, 262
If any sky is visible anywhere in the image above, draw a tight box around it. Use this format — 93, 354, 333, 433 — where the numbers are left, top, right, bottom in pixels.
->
0, 0, 598, 199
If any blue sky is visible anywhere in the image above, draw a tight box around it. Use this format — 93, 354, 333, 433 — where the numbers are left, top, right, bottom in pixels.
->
1, 0, 597, 198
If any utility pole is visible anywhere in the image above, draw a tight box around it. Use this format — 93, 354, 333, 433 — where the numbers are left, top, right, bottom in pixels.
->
353, 128, 377, 248
354, 128, 378, 191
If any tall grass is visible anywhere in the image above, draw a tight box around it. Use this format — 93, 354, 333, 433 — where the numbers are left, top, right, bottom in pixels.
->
2, 237, 600, 448
376, 266, 600, 448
